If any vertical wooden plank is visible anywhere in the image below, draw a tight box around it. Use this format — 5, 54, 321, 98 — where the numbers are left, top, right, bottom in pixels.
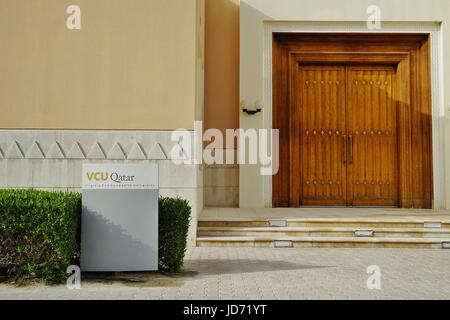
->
289, 53, 301, 207
397, 56, 413, 208
298, 65, 347, 206
272, 38, 290, 207
411, 37, 433, 208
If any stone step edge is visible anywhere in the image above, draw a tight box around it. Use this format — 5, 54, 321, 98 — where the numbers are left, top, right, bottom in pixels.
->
196, 236, 450, 244
197, 227, 450, 233
198, 218, 450, 224
198, 221, 450, 229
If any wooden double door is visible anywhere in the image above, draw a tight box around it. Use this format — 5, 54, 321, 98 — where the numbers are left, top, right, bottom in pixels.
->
273, 34, 433, 209
296, 65, 398, 206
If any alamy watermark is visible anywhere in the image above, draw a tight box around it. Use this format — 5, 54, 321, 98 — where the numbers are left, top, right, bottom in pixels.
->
367, 5, 382, 30
170, 121, 280, 176
66, 5, 81, 30
366, 265, 382, 290
66, 265, 81, 290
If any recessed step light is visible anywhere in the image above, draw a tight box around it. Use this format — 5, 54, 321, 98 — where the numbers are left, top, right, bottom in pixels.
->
442, 242, 450, 249
354, 230, 374, 237
274, 240, 293, 248
269, 220, 288, 227
424, 221, 442, 228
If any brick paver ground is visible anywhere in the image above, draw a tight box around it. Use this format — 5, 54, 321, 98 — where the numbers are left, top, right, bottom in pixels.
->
1, 247, 450, 300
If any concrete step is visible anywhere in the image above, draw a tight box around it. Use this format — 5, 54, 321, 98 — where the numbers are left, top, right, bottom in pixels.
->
198, 219, 450, 229
198, 226, 450, 238
196, 236, 450, 249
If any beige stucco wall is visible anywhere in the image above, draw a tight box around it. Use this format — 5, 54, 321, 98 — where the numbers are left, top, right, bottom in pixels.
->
204, 0, 240, 133
203, 0, 240, 208
240, 0, 450, 209
0, 0, 201, 130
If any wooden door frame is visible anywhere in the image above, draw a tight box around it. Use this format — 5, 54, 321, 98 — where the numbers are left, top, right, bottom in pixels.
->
273, 33, 433, 208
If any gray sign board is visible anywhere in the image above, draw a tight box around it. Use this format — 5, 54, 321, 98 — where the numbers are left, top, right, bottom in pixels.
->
81, 163, 158, 272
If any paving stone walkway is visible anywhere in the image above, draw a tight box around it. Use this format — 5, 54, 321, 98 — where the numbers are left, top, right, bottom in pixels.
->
1, 247, 450, 300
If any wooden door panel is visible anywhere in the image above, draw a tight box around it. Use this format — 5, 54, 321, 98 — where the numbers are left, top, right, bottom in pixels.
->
346, 67, 399, 206
298, 66, 347, 206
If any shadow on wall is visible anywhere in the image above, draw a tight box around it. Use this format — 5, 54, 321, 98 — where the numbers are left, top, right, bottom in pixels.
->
81, 206, 157, 271
205, 0, 241, 134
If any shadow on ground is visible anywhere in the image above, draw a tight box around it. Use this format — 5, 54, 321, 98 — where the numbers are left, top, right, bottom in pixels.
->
183, 259, 334, 275
78, 259, 333, 287
81, 270, 198, 288
1, 260, 333, 288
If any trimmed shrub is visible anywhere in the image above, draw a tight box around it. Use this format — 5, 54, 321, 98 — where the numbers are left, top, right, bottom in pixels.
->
0, 189, 81, 283
0, 190, 191, 283
158, 197, 191, 272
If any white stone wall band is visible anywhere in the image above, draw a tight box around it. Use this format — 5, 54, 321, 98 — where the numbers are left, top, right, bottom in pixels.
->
0, 130, 203, 246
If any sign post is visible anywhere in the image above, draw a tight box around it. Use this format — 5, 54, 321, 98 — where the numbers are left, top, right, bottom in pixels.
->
81, 163, 158, 272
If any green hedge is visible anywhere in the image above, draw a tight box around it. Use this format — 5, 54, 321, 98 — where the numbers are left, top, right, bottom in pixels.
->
0, 189, 81, 283
0, 190, 191, 283
158, 197, 191, 272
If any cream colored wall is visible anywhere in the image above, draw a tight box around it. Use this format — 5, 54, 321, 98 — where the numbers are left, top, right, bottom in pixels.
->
204, 0, 240, 133
0, 0, 200, 130
240, 0, 450, 209
196, 0, 206, 123
203, 0, 240, 208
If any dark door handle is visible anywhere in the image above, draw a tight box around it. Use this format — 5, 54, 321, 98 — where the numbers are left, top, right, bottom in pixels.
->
348, 135, 353, 164
343, 135, 348, 164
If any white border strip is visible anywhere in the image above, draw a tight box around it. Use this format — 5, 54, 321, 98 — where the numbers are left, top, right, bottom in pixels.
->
262, 22, 445, 209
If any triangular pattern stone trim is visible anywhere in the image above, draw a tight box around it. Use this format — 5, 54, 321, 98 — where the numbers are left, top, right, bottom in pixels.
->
5, 141, 25, 159
127, 142, 147, 160
25, 141, 45, 159
148, 143, 167, 160
107, 142, 127, 160
87, 142, 106, 159
66, 142, 86, 159
47, 141, 66, 159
